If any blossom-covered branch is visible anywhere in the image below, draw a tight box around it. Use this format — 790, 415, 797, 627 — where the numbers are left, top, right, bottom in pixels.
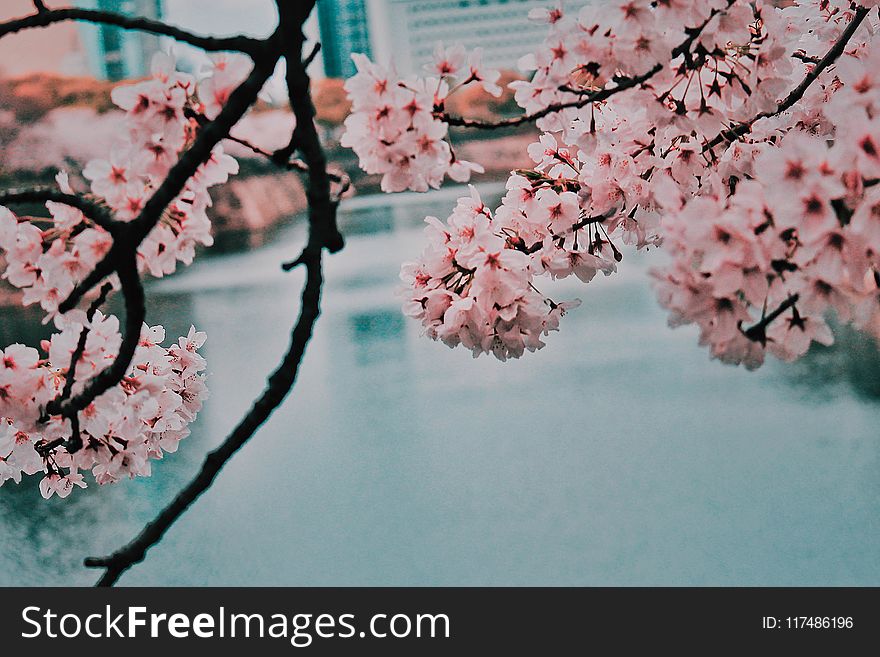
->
441, 63, 663, 130
439, 0, 733, 130
337, 0, 880, 367
46, 255, 144, 418
83, 0, 336, 587
0, 187, 120, 234
0, 0, 343, 573
703, 4, 872, 154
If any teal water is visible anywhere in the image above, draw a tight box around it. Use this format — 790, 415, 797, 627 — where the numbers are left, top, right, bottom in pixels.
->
1, 185, 878, 586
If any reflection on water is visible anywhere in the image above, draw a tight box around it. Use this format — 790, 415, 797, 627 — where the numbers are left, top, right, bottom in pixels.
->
784, 325, 880, 401
1, 183, 879, 586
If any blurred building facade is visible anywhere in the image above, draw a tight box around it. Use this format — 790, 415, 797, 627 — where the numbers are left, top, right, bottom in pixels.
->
315, 0, 591, 77
0, 1, 583, 82
77, 0, 164, 80
316, 0, 372, 78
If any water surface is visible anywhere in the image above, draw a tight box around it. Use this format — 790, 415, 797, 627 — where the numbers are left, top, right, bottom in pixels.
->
1, 185, 878, 586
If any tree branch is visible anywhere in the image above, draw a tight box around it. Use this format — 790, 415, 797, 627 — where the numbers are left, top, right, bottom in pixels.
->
441, 64, 663, 129
274, 0, 344, 253
85, 247, 324, 586
58, 282, 114, 406
439, 1, 731, 130
704, 5, 870, 153
46, 255, 144, 419
55, 282, 114, 453
82, 1, 342, 587
129, 53, 281, 244
182, 107, 345, 184
742, 294, 800, 343
59, 47, 282, 314
0, 187, 121, 234
0, 7, 265, 58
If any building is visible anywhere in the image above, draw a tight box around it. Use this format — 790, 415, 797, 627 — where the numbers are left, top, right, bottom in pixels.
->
317, 0, 373, 78
317, 0, 591, 77
76, 0, 164, 80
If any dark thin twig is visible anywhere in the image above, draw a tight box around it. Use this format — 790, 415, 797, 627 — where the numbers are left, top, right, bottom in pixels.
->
274, 1, 344, 253
440, 1, 731, 130
58, 282, 115, 407
791, 51, 821, 65
36, 274, 108, 455
442, 64, 663, 129
0, 7, 265, 57
59, 47, 282, 315
85, 249, 324, 586
184, 106, 309, 174
0, 188, 120, 234
742, 295, 800, 343
57, 257, 118, 315
83, 0, 340, 587
46, 256, 144, 418
32, 1, 48, 13
302, 42, 322, 69
703, 5, 870, 153
570, 209, 616, 233
182, 107, 344, 184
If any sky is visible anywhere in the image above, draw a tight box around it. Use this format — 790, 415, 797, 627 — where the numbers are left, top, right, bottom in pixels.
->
162, 0, 279, 39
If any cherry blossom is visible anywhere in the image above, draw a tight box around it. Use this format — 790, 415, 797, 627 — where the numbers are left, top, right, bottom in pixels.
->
0, 313, 208, 498
383, 1, 880, 365
0, 52, 243, 499
340, 49, 494, 192
2, 52, 239, 315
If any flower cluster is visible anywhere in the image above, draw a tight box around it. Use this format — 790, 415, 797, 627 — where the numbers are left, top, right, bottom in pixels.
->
0, 53, 241, 315
387, 0, 880, 366
401, 186, 580, 360
340, 47, 499, 192
0, 318, 207, 499
0, 52, 243, 499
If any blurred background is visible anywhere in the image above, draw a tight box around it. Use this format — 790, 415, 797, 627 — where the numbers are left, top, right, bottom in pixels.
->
1, 1, 879, 586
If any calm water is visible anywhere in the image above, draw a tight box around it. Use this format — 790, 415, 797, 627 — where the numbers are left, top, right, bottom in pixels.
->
1, 184, 879, 586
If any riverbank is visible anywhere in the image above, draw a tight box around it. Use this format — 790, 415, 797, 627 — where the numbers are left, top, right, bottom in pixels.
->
0, 131, 534, 305
208, 130, 535, 247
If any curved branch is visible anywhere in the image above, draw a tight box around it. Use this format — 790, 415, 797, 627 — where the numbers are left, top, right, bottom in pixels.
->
82, 1, 343, 587
59, 47, 282, 314
58, 282, 114, 405
0, 7, 265, 57
46, 255, 144, 418
129, 52, 281, 244
0, 187, 121, 234
275, 1, 344, 253
704, 5, 870, 153
57, 282, 114, 453
58, 254, 118, 314
183, 107, 345, 184
85, 248, 324, 587
442, 63, 663, 129
440, 1, 731, 130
